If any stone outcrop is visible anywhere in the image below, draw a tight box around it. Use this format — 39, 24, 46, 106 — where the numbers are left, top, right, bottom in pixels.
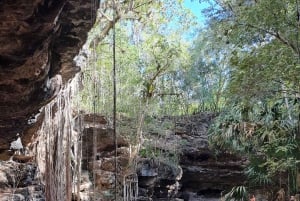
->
0, 112, 138, 201
0, 112, 248, 201
77, 114, 138, 201
0, 161, 44, 201
0, 0, 98, 159
176, 113, 247, 197
137, 158, 182, 201
0, 1, 250, 200
141, 113, 247, 200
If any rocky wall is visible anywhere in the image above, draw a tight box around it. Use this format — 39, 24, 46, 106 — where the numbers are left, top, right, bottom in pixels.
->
138, 113, 247, 201
0, 0, 99, 159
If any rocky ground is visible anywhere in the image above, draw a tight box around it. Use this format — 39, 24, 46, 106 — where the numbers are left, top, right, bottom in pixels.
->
0, 113, 248, 201
0, 161, 44, 201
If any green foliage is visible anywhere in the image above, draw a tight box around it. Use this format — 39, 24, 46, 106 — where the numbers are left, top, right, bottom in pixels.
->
77, 0, 300, 193
140, 116, 182, 166
209, 97, 300, 190
180, 25, 233, 113
79, 0, 194, 117
203, 0, 300, 192
224, 186, 248, 201
206, 0, 300, 102
245, 163, 273, 186
139, 147, 161, 158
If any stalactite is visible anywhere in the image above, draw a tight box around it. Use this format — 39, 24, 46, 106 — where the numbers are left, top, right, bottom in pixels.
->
33, 73, 82, 201
74, 113, 83, 201
123, 173, 138, 201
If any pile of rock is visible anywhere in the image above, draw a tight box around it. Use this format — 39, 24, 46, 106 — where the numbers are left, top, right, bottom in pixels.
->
0, 161, 44, 201
137, 158, 182, 201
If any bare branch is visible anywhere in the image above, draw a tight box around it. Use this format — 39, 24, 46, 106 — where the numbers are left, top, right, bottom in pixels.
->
99, 10, 113, 21
93, 15, 121, 46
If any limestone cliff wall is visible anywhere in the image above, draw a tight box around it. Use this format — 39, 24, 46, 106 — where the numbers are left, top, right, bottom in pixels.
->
0, 0, 98, 159
137, 113, 248, 200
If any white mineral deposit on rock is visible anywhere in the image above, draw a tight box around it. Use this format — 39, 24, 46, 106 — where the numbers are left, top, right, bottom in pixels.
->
10, 135, 23, 151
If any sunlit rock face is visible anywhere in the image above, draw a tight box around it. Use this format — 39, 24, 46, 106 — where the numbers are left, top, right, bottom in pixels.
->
0, 0, 98, 158
76, 114, 138, 201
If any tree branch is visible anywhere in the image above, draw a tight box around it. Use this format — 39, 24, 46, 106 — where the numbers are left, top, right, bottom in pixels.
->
240, 23, 300, 55
99, 10, 113, 21
92, 15, 121, 47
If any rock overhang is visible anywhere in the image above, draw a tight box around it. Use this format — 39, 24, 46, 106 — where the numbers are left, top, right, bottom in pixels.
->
0, 0, 99, 157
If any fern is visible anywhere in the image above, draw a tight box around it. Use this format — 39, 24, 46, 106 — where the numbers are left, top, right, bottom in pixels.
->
224, 186, 248, 201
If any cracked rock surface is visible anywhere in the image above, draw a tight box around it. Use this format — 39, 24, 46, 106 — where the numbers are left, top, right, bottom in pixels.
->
141, 113, 247, 200
0, 0, 98, 158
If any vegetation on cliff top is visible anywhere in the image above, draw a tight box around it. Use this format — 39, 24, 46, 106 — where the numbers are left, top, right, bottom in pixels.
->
78, 0, 300, 197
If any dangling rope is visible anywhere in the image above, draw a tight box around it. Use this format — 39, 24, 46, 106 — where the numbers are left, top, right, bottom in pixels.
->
92, 39, 97, 201
112, 0, 118, 200
91, 0, 98, 200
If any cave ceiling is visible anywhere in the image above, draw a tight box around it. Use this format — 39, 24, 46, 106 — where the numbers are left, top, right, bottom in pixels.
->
0, 0, 98, 156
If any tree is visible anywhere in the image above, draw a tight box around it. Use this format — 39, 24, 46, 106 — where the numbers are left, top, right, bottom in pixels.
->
181, 26, 232, 112
204, 0, 300, 194
80, 0, 194, 116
